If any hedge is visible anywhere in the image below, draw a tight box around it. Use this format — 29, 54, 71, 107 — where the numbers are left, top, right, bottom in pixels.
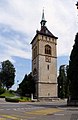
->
5, 97, 19, 102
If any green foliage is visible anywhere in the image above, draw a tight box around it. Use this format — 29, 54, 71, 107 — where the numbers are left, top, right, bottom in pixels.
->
58, 65, 69, 98
9, 90, 15, 94
18, 72, 35, 96
0, 90, 15, 97
67, 33, 78, 100
0, 60, 15, 90
0, 89, 31, 102
0, 87, 5, 95
18, 97, 31, 102
5, 96, 31, 102
5, 97, 19, 102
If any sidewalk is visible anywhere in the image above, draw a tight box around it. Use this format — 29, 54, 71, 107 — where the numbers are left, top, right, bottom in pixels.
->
0, 98, 6, 103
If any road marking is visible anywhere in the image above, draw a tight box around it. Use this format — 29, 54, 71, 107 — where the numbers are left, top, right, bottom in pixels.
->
13, 108, 17, 110
0, 106, 45, 112
0, 109, 4, 110
24, 107, 45, 109
26, 108, 63, 115
6, 109, 10, 110
12, 114, 34, 120
1, 115, 18, 120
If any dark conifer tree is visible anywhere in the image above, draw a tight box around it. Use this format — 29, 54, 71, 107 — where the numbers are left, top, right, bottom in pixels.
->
58, 65, 69, 98
68, 33, 78, 100
18, 73, 35, 96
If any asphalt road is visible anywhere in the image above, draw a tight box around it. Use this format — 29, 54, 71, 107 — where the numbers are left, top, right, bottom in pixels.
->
0, 98, 78, 120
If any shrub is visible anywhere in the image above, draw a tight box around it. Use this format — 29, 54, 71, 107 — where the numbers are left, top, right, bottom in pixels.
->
5, 97, 19, 102
5, 96, 31, 102
18, 97, 31, 102
0, 88, 5, 95
9, 90, 14, 94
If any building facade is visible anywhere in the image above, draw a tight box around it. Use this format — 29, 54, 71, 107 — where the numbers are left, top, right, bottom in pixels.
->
31, 10, 58, 101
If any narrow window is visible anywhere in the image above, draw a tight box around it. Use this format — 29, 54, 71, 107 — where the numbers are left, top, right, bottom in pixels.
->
49, 38, 51, 41
47, 65, 49, 70
48, 93, 50, 96
45, 36, 47, 40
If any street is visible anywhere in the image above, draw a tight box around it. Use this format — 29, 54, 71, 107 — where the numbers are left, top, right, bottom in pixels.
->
0, 99, 78, 120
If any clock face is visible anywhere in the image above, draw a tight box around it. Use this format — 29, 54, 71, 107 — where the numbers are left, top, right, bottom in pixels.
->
45, 56, 51, 63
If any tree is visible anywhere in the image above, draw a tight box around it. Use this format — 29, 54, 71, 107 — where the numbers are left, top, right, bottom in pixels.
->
67, 33, 78, 100
58, 65, 69, 98
1, 60, 15, 90
27, 73, 35, 94
18, 73, 35, 96
65, 65, 70, 98
18, 74, 28, 96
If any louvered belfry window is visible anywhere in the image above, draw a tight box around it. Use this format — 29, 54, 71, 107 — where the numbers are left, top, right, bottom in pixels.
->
45, 45, 51, 55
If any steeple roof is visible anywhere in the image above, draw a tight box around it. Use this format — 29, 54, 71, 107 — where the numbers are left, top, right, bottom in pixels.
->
40, 9, 47, 27
37, 26, 58, 38
31, 10, 58, 44
42, 9, 45, 21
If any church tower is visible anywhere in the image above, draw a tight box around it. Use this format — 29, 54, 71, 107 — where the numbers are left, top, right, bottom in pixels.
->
31, 10, 58, 101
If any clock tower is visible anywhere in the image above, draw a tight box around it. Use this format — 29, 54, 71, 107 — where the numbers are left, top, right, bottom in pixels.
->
31, 10, 58, 101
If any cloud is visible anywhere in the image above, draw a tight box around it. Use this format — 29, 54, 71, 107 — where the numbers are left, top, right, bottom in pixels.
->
0, 0, 77, 63
0, 24, 31, 62
0, 0, 77, 90
44, 0, 77, 56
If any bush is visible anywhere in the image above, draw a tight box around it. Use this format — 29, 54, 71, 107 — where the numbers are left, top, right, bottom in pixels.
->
9, 90, 15, 94
0, 88, 5, 95
5, 97, 19, 102
5, 96, 31, 102
19, 97, 31, 102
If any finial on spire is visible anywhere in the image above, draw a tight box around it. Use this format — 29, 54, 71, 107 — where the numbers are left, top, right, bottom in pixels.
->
42, 9, 45, 21
40, 9, 47, 27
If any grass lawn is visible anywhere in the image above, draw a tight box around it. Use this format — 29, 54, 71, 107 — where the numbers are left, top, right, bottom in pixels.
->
0, 90, 15, 98
0, 90, 31, 102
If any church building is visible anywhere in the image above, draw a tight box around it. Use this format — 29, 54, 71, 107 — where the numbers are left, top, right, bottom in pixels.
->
31, 10, 58, 101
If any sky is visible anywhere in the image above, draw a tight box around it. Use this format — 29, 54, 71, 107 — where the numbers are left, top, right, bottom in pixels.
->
0, 0, 77, 90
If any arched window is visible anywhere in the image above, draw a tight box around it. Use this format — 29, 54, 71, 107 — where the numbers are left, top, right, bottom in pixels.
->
45, 45, 51, 55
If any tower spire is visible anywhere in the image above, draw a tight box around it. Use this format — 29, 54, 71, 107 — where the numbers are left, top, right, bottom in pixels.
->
40, 9, 47, 27
42, 9, 45, 21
